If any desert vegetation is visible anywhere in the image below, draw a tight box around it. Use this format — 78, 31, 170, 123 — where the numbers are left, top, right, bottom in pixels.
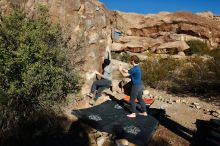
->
0, 7, 81, 145
141, 40, 220, 95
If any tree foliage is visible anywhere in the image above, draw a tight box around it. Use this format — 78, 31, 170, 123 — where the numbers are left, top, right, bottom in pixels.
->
0, 9, 80, 109
0, 8, 81, 144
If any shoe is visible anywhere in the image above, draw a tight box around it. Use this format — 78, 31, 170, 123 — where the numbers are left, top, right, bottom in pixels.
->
138, 112, 148, 116
127, 113, 136, 118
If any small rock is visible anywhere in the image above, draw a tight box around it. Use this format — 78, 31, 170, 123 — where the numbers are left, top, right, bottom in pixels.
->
189, 105, 195, 108
174, 99, 181, 103
204, 111, 211, 115
212, 112, 219, 117
165, 99, 172, 104
97, 137, 106, 146
196, 105, 201, 109
143, 90, 150, 96
181, 100, 187, 104
169, 140, 174, 145
168, 101, 173, 104
115, 139, 129, 146
91, 129, 98, 133
159, 106, 165, 109
94, 131, 103, 138
203, 109, 211, 112
216, 110, 220, 114
89, 134, 96, 144
193, 102, 199, 106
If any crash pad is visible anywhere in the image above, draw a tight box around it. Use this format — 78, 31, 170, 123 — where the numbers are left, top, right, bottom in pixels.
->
72, 100, 158, 146
123, 95, 154, 105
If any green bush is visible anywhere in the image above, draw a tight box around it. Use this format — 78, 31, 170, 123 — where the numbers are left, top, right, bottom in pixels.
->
111, 51, 131, 63
173, 56, 220, 93
0, 8, 81, 124
111, 51, 120, 60
141, 55, 181, 88
0, 8, 82, 145
210, 48, 220, 63
120, 52, 131, 63
141, 53, 220, 94
185, 40, 210, 55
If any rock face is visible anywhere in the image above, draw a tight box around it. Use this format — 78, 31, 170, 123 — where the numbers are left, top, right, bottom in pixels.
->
112, 11, 220, 54
1, 0, 220, 95
0, 0, 113, 94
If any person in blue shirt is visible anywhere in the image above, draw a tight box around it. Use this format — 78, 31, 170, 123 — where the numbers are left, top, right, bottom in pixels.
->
119, 55, 147, 118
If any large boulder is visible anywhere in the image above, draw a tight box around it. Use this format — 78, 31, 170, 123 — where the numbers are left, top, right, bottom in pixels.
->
0, 0, 113, 94
113, 36, 163, 52
112, 10, 220, 53
157, 41, 190, 54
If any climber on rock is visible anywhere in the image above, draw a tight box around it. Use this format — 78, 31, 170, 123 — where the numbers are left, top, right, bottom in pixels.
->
86, 47, 112, 104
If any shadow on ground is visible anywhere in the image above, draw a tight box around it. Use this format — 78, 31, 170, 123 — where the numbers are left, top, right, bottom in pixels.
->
2, 93, 217, 146
1, 118, 90, 146
106, 95, 195, 145
110, 93, 220, 146
192, 119, 220, 146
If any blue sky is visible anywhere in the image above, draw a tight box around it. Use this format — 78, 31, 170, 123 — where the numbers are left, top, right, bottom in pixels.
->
99, 0, 220, 15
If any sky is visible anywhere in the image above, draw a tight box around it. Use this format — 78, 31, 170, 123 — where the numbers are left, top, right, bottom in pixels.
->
99, 0, 220, 15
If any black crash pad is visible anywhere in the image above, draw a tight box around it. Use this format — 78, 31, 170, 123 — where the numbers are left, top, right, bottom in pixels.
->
72, 100, 159, 146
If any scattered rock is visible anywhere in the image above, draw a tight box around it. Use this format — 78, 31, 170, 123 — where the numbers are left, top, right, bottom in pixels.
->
181, 99, 187, 104
216, 110, 220, 115
89, 134, 96, 144
97, 136, 106, 146
174, 99, 181, 103
192, 102, 200, 106
212, 111, 219, 117
143, 90, 150, 96
189, 104, 195, 108
115, 139, 129, 146
195, 105, 201, 109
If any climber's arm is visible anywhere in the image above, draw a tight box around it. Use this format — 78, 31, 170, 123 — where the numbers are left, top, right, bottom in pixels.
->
94, 70, 104, 78
119, 65, 130, 78
104, 47, 111, 60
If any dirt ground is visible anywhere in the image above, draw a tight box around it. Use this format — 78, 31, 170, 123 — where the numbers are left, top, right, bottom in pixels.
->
148, 125, 190, 146
65, 87, 219, 146
146, 87, 219, 146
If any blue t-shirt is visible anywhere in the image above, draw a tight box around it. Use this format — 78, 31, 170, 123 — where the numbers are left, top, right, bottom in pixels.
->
128, 66, 142, 85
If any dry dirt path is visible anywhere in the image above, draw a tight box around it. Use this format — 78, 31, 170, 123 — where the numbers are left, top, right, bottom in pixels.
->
147, 87, 219, 146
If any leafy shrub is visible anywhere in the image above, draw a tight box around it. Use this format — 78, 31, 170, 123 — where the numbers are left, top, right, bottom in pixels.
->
0, 8, 81, 143
210, 48, 220, 63
111, 51, 131, 63
185, 40, 210, 55
111, 51, 120, 60
173, 56, 220, 93
0, 9, 81, 105
141, 55, 181, 88
141, 53, 220, 94
120, 52, 131, 63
